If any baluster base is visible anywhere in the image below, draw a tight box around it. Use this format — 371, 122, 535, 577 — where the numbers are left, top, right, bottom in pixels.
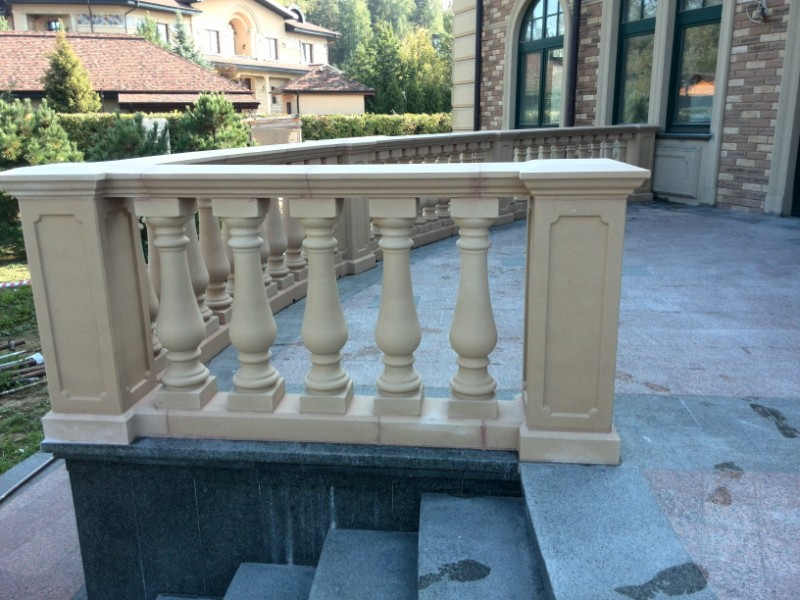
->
300, 380, 354, 414
155, 376, 218, 410
270, 273, 295, 291
203, 314, 220, 338
228, 378, 286, 412
374, 391, 424, 417
448, 396, 498, 419
210, 306, 232, 325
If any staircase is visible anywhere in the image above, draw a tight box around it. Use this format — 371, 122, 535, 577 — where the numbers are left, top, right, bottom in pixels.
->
157, 493, 546, 600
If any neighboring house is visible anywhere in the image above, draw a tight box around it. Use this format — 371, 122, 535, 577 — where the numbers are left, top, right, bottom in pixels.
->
0, 31, 259, 112
452, 0, 800, 216
275, 65, 374, 116
0, 0, 339, 113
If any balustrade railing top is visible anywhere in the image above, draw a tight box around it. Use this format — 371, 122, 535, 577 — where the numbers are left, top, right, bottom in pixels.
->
0, 130, 651, 465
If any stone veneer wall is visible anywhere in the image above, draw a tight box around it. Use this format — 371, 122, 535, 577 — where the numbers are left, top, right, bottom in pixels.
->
574, 1, 602, 126
716, 0, 791, 212
480, 0, 601, 130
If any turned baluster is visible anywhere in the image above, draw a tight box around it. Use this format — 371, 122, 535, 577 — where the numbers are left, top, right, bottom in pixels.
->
198, 198, 232, 323
216, 199, 285, 411
145, 218, 161, 301
448, 198, 499, 419
371, 198, 424, 416
223, 221, 235, 297
140, 219, 163, 359
282, 205, 307, 277
142, 201, 217, 408
184, 216, 218, 338
290, 198, 353, 414
266, 198, 292, 289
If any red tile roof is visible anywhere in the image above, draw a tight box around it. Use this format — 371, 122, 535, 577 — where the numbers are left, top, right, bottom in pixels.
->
0, 31, 257, 107
277, 65, 373, 94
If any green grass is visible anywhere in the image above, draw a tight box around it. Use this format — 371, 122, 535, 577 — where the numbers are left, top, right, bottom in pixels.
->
0, 397, 49, 473
0, 260, 30, 284
0, 285, 36, 337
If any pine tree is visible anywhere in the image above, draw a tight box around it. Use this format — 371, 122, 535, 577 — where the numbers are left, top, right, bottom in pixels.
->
172, 13, 211, 68
171, 92, 250, 153
87, 114, 169, 161
136, 14, 169, 50
41, 32, 101, 113
331, 0, 372, 67
364, 23, 405, 114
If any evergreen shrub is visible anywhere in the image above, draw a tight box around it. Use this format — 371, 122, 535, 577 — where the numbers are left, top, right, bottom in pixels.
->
300, 113, 451, 141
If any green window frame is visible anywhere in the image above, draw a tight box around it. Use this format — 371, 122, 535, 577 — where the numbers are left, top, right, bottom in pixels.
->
666, 0, 723, 132
613, 0, 657, 124
516, 0, 564, 129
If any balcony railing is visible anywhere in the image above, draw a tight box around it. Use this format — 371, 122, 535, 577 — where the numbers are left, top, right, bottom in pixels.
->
0, 126, 653, 464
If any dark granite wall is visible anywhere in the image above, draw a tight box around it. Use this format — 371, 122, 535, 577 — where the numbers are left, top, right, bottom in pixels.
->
48, 439, 521, 600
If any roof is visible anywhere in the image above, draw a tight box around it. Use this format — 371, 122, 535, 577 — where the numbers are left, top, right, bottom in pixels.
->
276, 64, 374, 95
0, 31, 258, 108
5, 0, 201, 14
284, 19, 339, 39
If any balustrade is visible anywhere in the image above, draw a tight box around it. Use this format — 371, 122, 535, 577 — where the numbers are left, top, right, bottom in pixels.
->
1, 126, 652, 463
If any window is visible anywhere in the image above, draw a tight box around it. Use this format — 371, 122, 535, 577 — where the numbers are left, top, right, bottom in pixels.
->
205, 29, 220, 54
667, 0, 722, 131
301, 42, 313, 63
156, 22, 170, 45
614, 0, 657, 124
516, 0, 564, 128
265, 37, 279, 60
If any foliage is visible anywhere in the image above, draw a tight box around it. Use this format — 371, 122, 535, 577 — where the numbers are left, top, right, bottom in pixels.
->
171, 92, 250, 152
400, 28, 451, 114
356, 22, 405, 114
57, 112, 119, 154
333, 0, 373, 67
86, 113, 169, 161
172, 13, 211, 68
300, 112, 451, 140
0, 396, 50, 474
368, 0, 416, 36
0, 286, 36, 337
0, 99, 83, 259
136, 14, 169, 50
0, 16, 9, 31
41, 32, 101, 114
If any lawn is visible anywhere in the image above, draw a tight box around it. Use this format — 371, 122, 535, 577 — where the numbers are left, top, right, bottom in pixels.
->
0, 270, 48, 475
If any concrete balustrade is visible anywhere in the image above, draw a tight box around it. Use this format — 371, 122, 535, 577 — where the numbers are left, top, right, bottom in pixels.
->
1, 129, 649, 464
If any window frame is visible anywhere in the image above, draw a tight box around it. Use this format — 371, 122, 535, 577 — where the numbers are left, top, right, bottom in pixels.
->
301, 42, 313, 64
265, 37, 279, 61
205, 29, 221, 54
516, 0, 565, 129
612, 1, 656, 124
665, 2, 723, 133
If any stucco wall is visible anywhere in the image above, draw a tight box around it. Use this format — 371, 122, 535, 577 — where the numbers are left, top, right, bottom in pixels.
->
293, 94, 366, 116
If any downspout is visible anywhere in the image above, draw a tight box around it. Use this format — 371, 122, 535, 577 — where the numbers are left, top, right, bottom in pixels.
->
564, 0, 581, 127
86, 0, 94, 32
473, 0, 483, 131
123, 0, 140, 34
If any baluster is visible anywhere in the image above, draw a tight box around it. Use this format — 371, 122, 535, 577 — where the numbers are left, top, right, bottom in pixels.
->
525, 145, 535, 161
140, 200, 217, 408
371, 198, 424, 416
216, 199, 285, 411
141, 219, 163, 359
290, 198, 354, 413
258, 218, 278, 298
603, 136, 614, 159
538, 144, 546, 160
448, 198, 499, 419
577, 137, 588, 159
282, 204, 307, 278
514, 146, 525, 163
223, 221, 235, 297
198, 198, 232, 323
616, 135, 629, 163
185, 215, 219, 337
145, 218, 161, 301
266, 198, 292, 289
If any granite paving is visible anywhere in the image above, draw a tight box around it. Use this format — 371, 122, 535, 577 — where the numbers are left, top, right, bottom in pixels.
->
0, 202, 798, 599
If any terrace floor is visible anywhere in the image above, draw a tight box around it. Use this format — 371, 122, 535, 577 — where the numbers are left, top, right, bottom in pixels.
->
0, 202, 798, 599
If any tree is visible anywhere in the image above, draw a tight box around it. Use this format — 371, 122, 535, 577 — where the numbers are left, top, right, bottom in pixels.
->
332, 0, 372, 67
363, 22, 404, 114
412, 0, 443, 32
0, 98, 82, 258
136, 14, 169, 50
400, 28, 451, 113
171, 92, 250, 153
368, 0, 416, 35
41, 32, 101, 113
86, 114, 169, 161
171, 13, 211, 68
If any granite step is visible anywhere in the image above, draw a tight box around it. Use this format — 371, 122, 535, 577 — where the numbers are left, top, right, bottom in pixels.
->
223, 563, 315, 600
520, 463, 717, 600
308, 529, 418, 600
417, 493, 547, 600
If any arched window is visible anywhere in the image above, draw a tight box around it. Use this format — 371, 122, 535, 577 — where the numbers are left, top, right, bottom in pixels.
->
517, 0, 564, 128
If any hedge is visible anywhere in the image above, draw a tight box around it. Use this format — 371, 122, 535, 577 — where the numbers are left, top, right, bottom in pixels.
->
58, 112, 182, 155
300, 113, 451, 141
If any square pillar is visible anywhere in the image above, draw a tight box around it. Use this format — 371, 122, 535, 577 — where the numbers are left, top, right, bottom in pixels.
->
518, 160, 649, 465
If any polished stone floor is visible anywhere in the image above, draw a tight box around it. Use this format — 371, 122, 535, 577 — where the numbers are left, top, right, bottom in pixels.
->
0, 202, 798, 600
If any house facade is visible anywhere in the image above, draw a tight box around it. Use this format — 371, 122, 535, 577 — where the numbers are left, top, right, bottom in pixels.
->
0, 0, 338, 113
453, 0, 800, 216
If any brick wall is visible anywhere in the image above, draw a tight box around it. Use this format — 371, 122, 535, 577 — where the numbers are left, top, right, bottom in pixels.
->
479, 1, 600, 130
574, 2, 601, 126
716, 0, 790, 212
